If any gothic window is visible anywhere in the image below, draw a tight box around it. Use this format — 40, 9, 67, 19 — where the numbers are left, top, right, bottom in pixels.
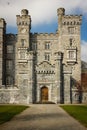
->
45, 43, 50, 49
68, 27, 74, 34
45, 53, 50, 61
21, 39, 25, 47
6, 60, 13, 69
7, 45, 13, 53
68, 51, 75, 59
6, 76, 13, 85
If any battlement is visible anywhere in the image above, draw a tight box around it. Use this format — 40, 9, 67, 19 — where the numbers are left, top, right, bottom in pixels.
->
33, 32, 58, 36
6, 34, 17, 41
21, 9, 28, 15
16, 15, 31, 19
30, 32, 59, 40
16, 9, 31, 26
62, 15, 82, 25
16, 15, 31, 26
57, 8, 65, 16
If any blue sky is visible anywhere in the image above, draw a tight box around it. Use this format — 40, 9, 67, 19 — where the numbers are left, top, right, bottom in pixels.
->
0, 0, 87, 62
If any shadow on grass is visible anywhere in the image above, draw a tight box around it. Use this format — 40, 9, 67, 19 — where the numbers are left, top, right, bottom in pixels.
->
0, 105, 28, 124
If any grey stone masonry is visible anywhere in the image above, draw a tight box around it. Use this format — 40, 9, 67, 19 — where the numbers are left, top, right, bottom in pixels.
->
0, 7, 84, 104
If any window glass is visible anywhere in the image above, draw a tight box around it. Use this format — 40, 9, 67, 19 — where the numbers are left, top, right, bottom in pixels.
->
45, 43, 50, 49
21, 39, 26, 47
69, 51, 75, 59
45, 53, 50, 61
68, 27, 74, 34
6, 76, 13, 85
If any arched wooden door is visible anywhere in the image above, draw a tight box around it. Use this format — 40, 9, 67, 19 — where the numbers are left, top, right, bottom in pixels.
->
41, 86, 48, 102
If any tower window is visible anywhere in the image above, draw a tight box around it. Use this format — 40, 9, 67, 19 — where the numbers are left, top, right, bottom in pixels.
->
21, 39, 25, 47
68, 27, 74, 34
68, 51, 75, 59
45, 43, 50, 49
45, 53, 50, 61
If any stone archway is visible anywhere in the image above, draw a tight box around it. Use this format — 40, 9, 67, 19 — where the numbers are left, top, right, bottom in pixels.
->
41, 86, 48, 102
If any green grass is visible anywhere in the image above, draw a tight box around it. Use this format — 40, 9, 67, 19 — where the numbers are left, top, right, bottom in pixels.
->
60, 105, 87, 127
0, 105, 28, 124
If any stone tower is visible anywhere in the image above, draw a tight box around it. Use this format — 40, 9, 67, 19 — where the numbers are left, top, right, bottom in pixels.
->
0, 18, 6, 86
16, 9, 31, 48
57, 8, 82, 103
15, 9, 35, 104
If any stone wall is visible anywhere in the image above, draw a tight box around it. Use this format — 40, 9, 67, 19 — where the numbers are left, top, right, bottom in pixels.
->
0, 88, 20, 104
0, 87, 33, 104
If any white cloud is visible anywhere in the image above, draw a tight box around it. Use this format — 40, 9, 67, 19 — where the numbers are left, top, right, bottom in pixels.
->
0, 0, 87, 62
81, 40, 87, 62
0, 0, 87, 26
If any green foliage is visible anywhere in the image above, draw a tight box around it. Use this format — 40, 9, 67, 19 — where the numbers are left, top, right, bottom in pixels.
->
0, 105, 28, 124
60, 105, 87, 127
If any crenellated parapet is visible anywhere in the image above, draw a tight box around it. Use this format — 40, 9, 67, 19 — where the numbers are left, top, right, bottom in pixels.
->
6, 34, 17, 41
16, 9, 31, 27
57, 8, 65, 16
62, 15, 82, 25
31, 32, 58, 40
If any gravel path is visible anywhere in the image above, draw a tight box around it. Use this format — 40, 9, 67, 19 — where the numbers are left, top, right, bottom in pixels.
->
0, 104, 87, 130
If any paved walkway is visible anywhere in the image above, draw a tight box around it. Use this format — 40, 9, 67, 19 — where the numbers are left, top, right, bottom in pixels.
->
0, 104, 87, 130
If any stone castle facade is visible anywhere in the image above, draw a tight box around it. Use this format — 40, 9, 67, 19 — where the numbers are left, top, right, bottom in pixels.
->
0, 8, 82, 104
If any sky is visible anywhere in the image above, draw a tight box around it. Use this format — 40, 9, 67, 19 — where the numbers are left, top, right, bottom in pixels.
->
0, 0, 87, 62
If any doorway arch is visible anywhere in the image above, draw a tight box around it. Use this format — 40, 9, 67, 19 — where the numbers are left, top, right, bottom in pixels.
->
41, 86, 48, 102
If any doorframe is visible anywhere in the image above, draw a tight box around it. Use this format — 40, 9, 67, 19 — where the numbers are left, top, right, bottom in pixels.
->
40, 86, 49, 102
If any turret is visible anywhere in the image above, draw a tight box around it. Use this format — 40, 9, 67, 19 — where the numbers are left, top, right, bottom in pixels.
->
16, 9, 31, 48
57, 8, 65, 32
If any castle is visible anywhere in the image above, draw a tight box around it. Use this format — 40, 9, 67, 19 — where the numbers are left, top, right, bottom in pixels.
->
0, 8, 82, 104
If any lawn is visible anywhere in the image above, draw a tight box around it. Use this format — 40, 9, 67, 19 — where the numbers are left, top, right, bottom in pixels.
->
0, 105, 28, 124
60, 105, 87, 127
